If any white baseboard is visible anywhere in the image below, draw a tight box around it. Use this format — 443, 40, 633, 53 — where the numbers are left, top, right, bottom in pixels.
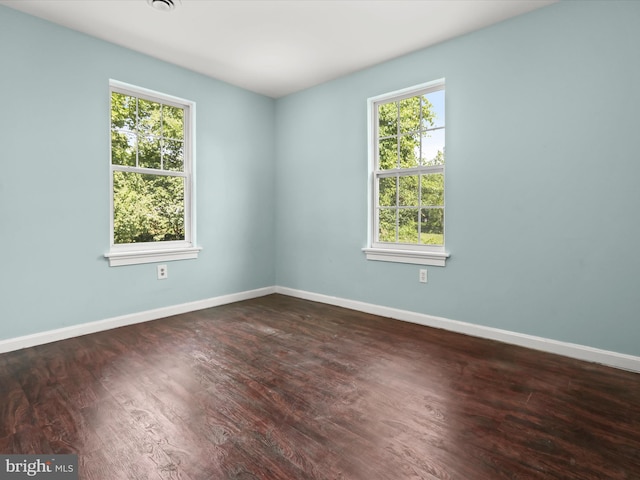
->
3, 284, 639, 374
275, 286, 640, 374
0, 286, 276, 355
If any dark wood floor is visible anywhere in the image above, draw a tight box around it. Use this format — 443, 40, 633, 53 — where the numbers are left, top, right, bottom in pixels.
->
0, 294, 639, 479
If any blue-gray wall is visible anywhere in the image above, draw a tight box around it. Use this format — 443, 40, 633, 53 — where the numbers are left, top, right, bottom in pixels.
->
2, 1, 639, 357
275, 0, 640, 356
0, 7, 277, 340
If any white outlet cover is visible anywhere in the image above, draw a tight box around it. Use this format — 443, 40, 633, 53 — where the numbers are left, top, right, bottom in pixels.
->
157, 264, 168, 279
419, 269, 427, 283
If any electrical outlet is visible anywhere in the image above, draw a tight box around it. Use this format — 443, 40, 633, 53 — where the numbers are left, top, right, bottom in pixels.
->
419, 268, 427, 283
157, 264, 168, 280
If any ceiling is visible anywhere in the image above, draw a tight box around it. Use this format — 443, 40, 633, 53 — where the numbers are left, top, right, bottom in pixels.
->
0, 0, 556, 98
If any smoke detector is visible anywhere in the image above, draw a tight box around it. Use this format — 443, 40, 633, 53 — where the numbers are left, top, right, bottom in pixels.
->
147, 0, 180, 12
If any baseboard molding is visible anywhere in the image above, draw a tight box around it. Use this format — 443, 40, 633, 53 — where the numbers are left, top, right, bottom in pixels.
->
3, 284, 639, 373
0, 286, 276, 355
275, 286, 640, 374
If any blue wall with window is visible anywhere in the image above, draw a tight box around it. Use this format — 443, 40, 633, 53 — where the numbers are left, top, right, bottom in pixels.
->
2, 1, 640, 358
0, 6, 277, 340
275, 0, 640, 356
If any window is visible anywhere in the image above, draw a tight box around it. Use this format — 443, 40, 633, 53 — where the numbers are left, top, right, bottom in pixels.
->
105, 80, 200, 266
363, 79, 449, 266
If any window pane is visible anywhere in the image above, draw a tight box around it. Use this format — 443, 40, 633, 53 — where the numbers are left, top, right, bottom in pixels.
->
378, 102, 397, 138
379, 137, 397, 170
378, 208, 396, 242
399, 175, 418, 206
111, 131, 136, 167
421, 128, 445, 166
420, 208, 444, 245
163, 105, 184, 141
371, 82, 445, 251
421, 173, 444, 206
399, 96, 421, 133
399, 133, 420, 168
138, 98, 162, 136
399, 209, 419, 244
113, 171, 185, 244
378, 176, 397, 207
163, 139, 184, 172
111, 92, 136, 131
422, 90, 445, 129
138, 135, 161, 169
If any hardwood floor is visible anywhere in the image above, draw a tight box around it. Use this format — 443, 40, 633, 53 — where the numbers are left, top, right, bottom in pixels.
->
0, 294, 639, 479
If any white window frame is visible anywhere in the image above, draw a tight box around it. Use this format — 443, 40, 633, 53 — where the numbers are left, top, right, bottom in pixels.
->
363, 79, 449, 267
104, 80, 200, 267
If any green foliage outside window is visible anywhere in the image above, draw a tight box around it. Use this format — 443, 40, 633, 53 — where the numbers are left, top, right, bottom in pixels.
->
111, 92, 186, 244
376, 90, 444, 246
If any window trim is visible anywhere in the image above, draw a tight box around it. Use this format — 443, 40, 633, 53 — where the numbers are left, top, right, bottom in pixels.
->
363, 79, 450, 267
105, 79, 199, 267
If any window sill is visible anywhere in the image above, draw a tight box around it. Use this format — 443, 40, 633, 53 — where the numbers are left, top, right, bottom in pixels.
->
104, 246, 202, 267
362, 247, 449, 267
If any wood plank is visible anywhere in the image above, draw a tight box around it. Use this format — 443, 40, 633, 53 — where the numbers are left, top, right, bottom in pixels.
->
0, 294, 639, 479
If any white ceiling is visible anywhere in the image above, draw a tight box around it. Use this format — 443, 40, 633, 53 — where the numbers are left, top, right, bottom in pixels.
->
0, 0, 556, 98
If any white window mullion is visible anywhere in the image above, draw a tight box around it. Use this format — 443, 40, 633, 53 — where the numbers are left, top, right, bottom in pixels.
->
395, 101, 400, 242
395, 102, 401, 169
158, 104, 163, 171
418, 172, 423, 243
375, 165, 443, 177
135, 97, 140, 168
394, 172, 398, 243
111, 165, 187, 178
